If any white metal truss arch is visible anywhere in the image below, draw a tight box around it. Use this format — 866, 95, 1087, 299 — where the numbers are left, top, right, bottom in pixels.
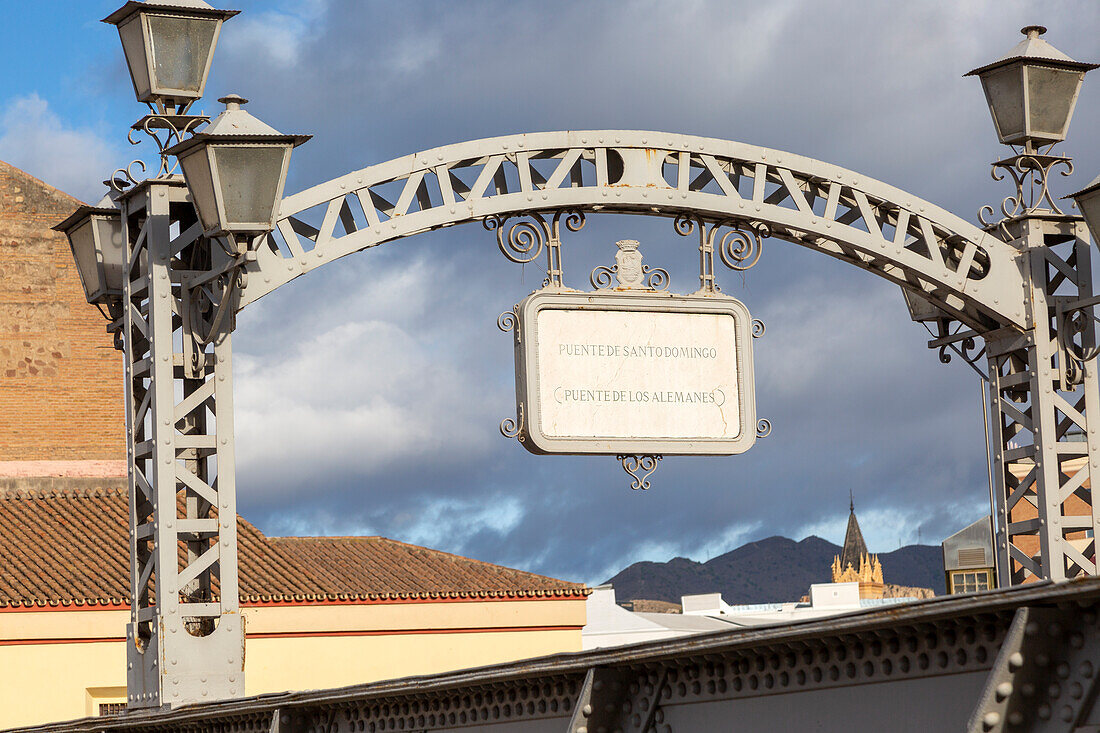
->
242, 130, 1026, 331
114, 128, 1100, 711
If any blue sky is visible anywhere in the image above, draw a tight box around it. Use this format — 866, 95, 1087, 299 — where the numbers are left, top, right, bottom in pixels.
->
3, 1, 1100, 588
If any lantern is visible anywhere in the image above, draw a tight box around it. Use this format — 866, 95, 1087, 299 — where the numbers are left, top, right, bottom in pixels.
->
103, 0, 239, 110
164, 95, 310, 238
53, 196, 126, 306
965, 26, 1097, 150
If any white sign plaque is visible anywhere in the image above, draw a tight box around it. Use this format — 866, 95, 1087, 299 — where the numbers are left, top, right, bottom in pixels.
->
512, 291, 756, 455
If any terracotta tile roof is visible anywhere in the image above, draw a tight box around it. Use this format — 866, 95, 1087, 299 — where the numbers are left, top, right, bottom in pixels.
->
0, 487, 586, 608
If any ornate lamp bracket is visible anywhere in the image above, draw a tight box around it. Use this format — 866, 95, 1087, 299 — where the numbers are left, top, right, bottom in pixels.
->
978, 151, 1074, 229
111, 114, 210, 191
484, 209, 586, 288
923, 320, 989, 380
673, 214, 768, 294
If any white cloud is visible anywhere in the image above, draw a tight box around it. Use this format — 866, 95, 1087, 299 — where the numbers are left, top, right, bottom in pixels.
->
393, 495, 525, 550
234, 316, 500, 490
0, 94, 121, 203
221, 0, 330, 68
233, 252, 505, 496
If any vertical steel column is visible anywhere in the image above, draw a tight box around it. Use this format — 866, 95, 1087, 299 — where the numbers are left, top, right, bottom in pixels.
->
988, 216, 1100, 585
119, 178, 244, 709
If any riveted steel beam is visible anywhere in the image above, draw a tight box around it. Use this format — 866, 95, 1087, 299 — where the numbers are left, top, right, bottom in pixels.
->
240, 131, 1027, 331
16, 578, 1100, 733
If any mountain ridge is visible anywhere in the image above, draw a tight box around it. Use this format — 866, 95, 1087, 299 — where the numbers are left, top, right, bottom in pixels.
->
604, 535, 944, 605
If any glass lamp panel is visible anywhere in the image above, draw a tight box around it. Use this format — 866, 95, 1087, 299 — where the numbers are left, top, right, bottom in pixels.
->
212, 145, 288, 230
93, 216, 126, 295
178, 147, 220, 233
68, 218, 104, 302
118, 15, 152, 101
1026, 66, 1084, 142
146, 14, 218, 96
1076, 188, 1100, 244
982, 66, 1025, 144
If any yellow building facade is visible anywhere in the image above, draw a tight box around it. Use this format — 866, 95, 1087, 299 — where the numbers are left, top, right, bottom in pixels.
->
0, 488, 587, 728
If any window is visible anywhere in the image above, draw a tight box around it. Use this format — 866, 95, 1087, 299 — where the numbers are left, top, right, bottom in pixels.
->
950, 570, 992, 594
99, 702, 126, 716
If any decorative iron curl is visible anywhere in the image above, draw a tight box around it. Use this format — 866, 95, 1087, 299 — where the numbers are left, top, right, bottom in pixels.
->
497, 307, 519, 333
553, 209, 586, 238
718, 224, 767, 271
674, 215, 767, 293
500, 403, 525, 442
673, 212, 698, 238
979, 153, 1073, 227
110, 160, 147, 193
186, 259, 247, 348
590, 265, 615, 289
923, 320, 988, 380
645, 267, 671, 290
589, 264, 670, 291
756, 419, 772, 438
486, 213, 548, 265
937, 334, 985, 369
617, 454, 662, 490
1060, 307, 1100, 387
751, 319, 766, 338
484, 209, 586, 287
128, 115, 209, 177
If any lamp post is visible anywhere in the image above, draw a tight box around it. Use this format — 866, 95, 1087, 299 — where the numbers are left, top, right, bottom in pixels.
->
54, 0, 309, 711
965, 26, 1100, 589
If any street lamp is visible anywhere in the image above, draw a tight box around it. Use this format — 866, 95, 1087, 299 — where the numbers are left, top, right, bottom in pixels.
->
52, 195, 125, 311
163, 94, 310, 243
1068, 175, 1100, 243
966, 25, 1097, 152
103, 0, 239, 113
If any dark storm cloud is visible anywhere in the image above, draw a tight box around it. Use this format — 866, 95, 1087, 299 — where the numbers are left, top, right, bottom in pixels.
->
72, 1, 1100, 584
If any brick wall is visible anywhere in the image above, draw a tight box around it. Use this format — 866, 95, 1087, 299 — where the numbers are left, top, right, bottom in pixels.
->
0, 161, 125, 462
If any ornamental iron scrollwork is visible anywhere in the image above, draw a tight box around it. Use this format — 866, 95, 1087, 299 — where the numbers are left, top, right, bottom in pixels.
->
1058, 298, 1100, 387
673, 214, 768, 293
111, 114, 210, 192
483, 209, 586, 288
500, 403, 525, 442
923, 319, 988, 380
618, 454, 662, 490
130, 114, 210, 177
109, 160, 147, 194
497, 305, 520, 339
978, 152, 1074, 228
590, 239, 670, 291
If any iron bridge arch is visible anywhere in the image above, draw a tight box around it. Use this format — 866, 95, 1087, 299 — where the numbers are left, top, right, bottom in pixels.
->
116, 129, 1098, 710
242, 131, 1027, 332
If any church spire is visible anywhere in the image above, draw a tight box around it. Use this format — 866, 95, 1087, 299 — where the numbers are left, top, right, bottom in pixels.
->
831, 493, 885, 595
839, 496, 869, 573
